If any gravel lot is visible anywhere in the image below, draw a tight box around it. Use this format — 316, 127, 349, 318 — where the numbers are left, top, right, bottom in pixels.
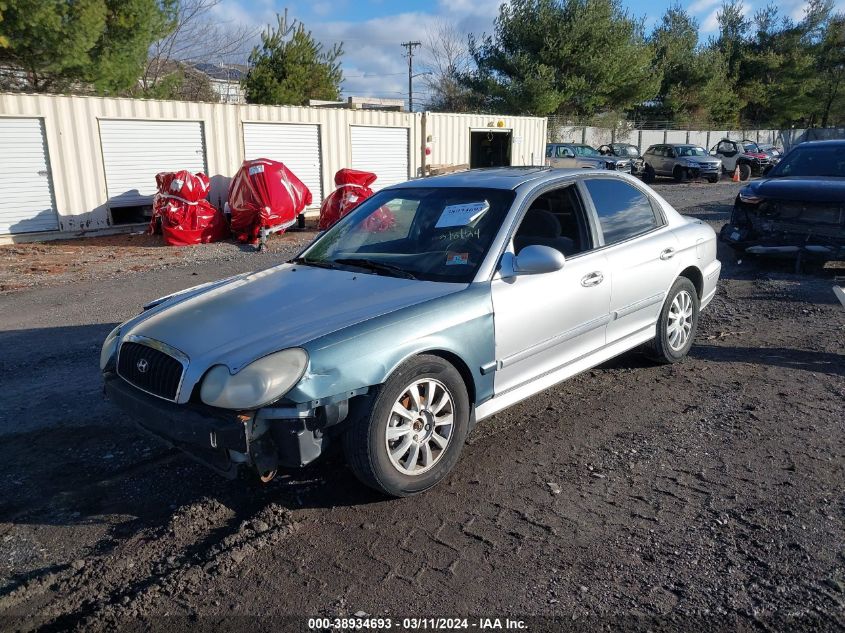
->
0, 179, 843, 632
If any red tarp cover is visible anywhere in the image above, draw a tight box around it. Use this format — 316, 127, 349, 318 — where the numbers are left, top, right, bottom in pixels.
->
318, 168, 396, 232
150, 170, 229, 246
318, 168, 377, 230
228, 158, 312, 243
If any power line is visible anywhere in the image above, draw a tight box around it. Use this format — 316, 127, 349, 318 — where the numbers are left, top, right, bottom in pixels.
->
401, 40, 421, 111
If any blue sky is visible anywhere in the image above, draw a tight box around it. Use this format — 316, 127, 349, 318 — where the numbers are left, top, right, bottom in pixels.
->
211, 0, 840, 107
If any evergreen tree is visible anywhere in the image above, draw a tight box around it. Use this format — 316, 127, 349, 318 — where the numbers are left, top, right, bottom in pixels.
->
0, 0, 176, 93
244, 14, 343, 106
460, 0, 660, 117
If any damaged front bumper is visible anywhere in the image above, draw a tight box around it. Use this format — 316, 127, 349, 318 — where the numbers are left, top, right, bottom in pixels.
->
103, 372, 367, 479
720, 198, 845, 262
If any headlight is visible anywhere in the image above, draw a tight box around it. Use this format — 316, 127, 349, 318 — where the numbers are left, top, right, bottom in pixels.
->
100, 325, 121, 370
739, 190, 763, 204
200, 348, 308, 409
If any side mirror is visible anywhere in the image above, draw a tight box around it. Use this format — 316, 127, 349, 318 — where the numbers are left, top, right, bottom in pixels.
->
513, 245, 566, 275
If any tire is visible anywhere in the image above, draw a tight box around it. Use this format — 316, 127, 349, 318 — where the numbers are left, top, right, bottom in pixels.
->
738, 163, 752, 181
673, 165, 687, 183
646, 277, 700, 364
342, 354, 470, 497
642, 164, 656, 183
707, 174, 719, 184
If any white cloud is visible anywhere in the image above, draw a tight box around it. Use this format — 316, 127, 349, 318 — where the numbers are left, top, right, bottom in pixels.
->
686, 0, 720, 15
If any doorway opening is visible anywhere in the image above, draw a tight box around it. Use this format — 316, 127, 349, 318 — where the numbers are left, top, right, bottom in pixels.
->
470, 130, 512, 168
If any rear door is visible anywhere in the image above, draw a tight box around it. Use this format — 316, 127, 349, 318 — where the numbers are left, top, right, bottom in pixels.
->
581, 177, 679, 345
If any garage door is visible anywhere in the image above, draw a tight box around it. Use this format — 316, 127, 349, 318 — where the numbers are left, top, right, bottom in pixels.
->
350, 126, 409, 190
0, 118, 58, 234
99, 120, 206, 207
243, 123, 322, 205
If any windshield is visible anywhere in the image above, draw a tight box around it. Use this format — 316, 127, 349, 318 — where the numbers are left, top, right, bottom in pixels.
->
572, 145, 600, 156
768, 145, 845, 178
744, 143, 761, 153
613, 144, 639, 157
297, 187, 515, 283
676, 146, 708, 157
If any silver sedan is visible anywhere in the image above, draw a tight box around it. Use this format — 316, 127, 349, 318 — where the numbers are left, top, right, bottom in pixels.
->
102, 167, 721, 496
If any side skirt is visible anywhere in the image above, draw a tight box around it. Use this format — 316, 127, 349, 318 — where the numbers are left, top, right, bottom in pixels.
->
475, 324, 655, 422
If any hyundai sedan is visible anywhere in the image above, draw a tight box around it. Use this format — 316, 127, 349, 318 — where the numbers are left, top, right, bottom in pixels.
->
101, 168, 721, 496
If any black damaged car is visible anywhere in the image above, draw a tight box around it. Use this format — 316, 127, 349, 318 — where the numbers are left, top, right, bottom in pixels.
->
720, 140, 845, 268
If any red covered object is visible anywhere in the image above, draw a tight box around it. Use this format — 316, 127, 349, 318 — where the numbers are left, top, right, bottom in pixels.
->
318, 168, 378, 230
149, 170, 229, 246
228, 158, 312, 243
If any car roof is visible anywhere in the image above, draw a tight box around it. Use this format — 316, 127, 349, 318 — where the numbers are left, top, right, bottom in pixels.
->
390, 167, 562, 190
796, 139, 845, 148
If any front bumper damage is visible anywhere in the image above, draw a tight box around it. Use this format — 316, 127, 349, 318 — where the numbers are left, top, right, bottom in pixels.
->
720, 199, 845, 263
104, 372, 367, 479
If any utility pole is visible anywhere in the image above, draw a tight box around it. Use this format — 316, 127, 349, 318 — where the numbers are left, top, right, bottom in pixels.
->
401, 40, 421, 112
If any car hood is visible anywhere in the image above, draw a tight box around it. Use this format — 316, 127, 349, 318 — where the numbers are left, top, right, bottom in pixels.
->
684, 156, 720, 164
744, 176, 845, 203
125, 264, 467, 373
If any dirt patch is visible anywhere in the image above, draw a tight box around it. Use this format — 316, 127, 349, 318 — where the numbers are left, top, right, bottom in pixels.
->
0, 230, 317, 293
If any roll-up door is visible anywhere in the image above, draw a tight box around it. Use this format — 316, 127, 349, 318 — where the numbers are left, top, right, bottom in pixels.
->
243, 123, 322, 205
0, 118, 58, 234
99, 120, 206, 208
350, 126, 409, 190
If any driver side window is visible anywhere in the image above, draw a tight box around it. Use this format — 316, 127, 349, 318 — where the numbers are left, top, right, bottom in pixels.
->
512, 185, 593, 258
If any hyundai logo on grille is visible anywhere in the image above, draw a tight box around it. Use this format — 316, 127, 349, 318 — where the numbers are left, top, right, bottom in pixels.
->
136, 358, 150, 373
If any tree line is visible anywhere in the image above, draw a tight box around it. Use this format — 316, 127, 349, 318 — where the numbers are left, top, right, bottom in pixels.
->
1, 0, 843, 129
427, 0, 845, 128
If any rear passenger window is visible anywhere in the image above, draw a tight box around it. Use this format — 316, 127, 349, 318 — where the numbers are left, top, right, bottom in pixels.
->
584, 179, 661, 245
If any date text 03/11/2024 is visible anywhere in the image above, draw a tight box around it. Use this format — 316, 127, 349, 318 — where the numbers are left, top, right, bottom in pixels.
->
306, 617, 528, 630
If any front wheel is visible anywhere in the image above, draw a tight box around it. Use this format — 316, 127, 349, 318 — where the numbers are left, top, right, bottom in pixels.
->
642, 164, 656, 183
673, 166, 688, 183
343, 355, 470, 497
646, 277, 700, 364
707, 174, 719, 184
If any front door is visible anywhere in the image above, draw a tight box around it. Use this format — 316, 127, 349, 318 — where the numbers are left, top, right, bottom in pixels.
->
490, 184, 611, 395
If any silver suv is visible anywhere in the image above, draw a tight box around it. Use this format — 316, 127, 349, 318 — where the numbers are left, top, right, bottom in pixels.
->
641, 144, 722, 183
546, 143, 632, 173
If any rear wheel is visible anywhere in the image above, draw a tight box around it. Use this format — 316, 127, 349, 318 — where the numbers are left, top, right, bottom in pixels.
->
343, 355, 470, 497
647, 277, 700, 364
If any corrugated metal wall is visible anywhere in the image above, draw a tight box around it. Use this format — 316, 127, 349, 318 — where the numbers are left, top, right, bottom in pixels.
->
0, 93, 425, 233
424, 112, 547, 169
0, 94, 548, 237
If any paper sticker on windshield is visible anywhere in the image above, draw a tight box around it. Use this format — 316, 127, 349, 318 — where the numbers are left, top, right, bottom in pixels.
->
248, 164, 265, 176
446, 252, 469, 266
435, 201, 489, 228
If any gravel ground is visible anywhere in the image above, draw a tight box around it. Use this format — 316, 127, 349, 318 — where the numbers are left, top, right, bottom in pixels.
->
0, 179, 843, 632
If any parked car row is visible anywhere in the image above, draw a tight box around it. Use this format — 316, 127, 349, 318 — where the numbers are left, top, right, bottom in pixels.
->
546, 138, 784, 185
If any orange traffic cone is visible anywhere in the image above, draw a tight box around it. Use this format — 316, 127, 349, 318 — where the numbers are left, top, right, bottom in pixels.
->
732, 166, 740, 182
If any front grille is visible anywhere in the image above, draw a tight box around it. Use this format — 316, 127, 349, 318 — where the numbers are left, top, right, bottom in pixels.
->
117, 341, 185, 401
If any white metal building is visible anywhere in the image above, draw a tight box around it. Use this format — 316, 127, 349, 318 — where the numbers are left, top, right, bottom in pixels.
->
0, 93, 547, 240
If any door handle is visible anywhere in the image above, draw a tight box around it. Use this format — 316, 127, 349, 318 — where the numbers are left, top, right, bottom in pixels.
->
660, 248, 676, 260
581, 271, 604, 287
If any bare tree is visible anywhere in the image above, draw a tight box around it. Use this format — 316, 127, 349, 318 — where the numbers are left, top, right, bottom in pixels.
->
138, 0, 258, 97
420, 21, 474, 112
